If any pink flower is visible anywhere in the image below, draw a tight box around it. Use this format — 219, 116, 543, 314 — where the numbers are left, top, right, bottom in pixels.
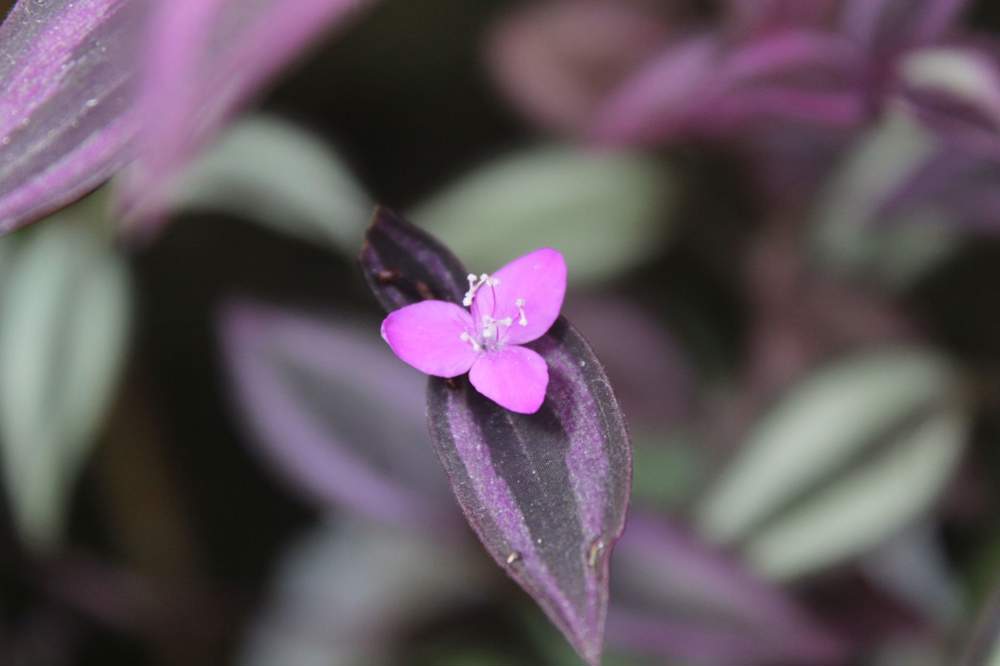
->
380, 248, 567, 414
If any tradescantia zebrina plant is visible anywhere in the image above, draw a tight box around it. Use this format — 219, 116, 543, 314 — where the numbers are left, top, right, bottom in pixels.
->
359, 207, 631, 666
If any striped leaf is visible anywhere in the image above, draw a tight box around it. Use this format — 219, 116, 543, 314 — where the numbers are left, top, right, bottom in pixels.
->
361, 208, 632, 666
121, 0, 373, 230
220, 301, 454, 530
0, 0, 140, 233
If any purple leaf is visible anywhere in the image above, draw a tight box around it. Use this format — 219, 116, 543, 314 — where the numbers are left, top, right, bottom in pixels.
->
608, 513, 847, 664
487, 0, 671, 135
841, 0, 970, 51
880, 145, 1000, 231
0, 0, 141, 233
564, 297, 692, 428
427, 319, 630, 666
220, 300, 455, 531
360, 207, 469, 311
360, 209, 632, 665
119, 0, 372, 229
594, 29, 864, 145
591, 34, 721, 144
726, 0, 837, 35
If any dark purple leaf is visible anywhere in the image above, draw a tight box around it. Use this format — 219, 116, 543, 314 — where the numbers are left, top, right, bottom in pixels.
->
0, 0, 141, 233
608, 513, 847, 664
359, 206, 468, 311
360, 209, 632, 665
427, 319, 630, 666
220, 300, 455, 531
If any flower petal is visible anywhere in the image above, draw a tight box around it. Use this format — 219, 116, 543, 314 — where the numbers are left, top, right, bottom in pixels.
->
381, 301, 477, 378
469, 345, 549, 414
473, 247, 567, 345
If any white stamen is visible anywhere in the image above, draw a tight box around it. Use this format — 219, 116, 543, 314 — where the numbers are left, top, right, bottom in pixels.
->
462, 273, 496, 307
481, 315, 497, 339
462, 274, 478, 307
515, 298, 527, 326
459, 331, 481, 352
480, 314, 513, 341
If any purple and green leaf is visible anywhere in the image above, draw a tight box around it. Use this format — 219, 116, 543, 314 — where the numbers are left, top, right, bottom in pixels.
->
593, 28, 864, 145
0, 0, 372, 236
0, 0, 140, 233
957, 587, 1000, 665
360, 207, 632, 666
609, 513, 846, 664
121, 0, 372, 229
220, 300, 455, 532
841, 0, 971, 52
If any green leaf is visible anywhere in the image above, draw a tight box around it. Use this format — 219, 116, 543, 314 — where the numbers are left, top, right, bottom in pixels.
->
695, 348, 968, 580
810, 110, 960, 289
412, 146, 673, 285
745, 406, 965, 579
630, 429, 704, 510
170, 115, 372, 252
241, 520, 483, 666
0, 218, 131, 551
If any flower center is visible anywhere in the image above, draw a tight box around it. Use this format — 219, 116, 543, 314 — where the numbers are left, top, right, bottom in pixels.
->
458, 272, 529, 353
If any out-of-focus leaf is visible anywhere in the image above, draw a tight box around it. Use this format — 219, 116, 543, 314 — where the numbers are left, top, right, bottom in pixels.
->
240, 520, 485, 666
0, 219, 131, 551
411, 147, 672, 285
594, 30, 864, 145
899, 44, 1000, 153
957, 588, 1000, 666
487, 1, 670, 135
630, 432, 703, 510
591, 34, 722, 144
841, 0, 970, 52
564, 298, 693, 428
695, 348, 967, 580
0, 0, 141, 233
861, 524, 961, 623
608, 513, 845, 665
361, 210, 632, 666
171, 116, 372, 252
221, 301, 453, 530
875, 639, 952, 666
726, 0, 837, 35
120, 0, 372, 230
810, 109, 961, 288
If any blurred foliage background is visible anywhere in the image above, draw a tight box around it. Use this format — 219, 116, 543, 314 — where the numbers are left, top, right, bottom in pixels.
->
2, 0, 1000, 664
